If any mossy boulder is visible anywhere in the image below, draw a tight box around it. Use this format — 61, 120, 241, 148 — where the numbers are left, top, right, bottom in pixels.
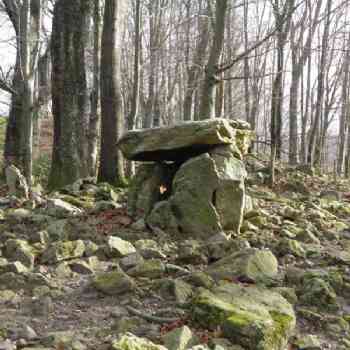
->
207, 248, 278, 284
192, 283, 295, 350
41, 240, 85, 264
147, 146, 247, 238
4, 239, 36, 269
111, 333, 167, 350
92, 270, 136, 295
300, 277, 338, 311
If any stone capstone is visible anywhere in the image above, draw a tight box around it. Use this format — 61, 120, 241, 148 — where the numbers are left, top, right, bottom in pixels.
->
118, 118, 252, 162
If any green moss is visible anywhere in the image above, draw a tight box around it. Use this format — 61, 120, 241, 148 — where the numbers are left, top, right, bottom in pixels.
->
191, 290, 235, 329
60, 194, 94, 209
267, 311, 295, 349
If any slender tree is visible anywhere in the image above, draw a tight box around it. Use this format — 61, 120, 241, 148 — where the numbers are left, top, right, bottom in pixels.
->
49, 0, 92, 189
98, 0, 128, 184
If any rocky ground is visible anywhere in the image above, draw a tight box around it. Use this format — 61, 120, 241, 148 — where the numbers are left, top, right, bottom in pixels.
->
0, 160, 350, 350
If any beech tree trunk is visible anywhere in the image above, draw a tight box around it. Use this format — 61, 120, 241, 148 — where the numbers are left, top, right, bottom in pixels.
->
98, 0, 127, 185
49, 0, 92, 189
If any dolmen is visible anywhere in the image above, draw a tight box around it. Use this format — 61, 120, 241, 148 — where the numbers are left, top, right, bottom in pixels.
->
118, 118, 253, 238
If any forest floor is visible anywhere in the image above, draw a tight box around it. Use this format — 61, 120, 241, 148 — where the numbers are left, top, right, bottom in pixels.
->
0, 159, 350, 350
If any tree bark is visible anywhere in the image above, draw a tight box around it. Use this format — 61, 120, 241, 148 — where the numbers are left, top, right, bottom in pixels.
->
88, 0, 102, 177
49, 0, 92, 189
98, 0, 127, 185
198, 0, 228, 120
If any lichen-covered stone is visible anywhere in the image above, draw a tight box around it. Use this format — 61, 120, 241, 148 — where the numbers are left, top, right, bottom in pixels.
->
111, 333, 167, 350
134, 239, 165, 259
192, 283, 295, 350
118, 118, 252, 162
147, 151, 246, 238
127, 259, 165, 279
163, 325, 194, 350
46, 198, 82, 217
92, 270, 136, 295
4, 239, 36, 269
300, 277, 338, 311
41, 240, 85, 264
106, 236, 136, 258
208, 248, 278, 284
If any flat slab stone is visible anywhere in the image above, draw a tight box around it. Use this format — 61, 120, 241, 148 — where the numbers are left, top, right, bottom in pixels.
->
118, 118, 252, 161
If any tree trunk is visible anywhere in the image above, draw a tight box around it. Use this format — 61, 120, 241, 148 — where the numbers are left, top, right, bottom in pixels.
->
198, 0, 228, 120
98, 0, 127, 185
88, 0, 102, 177
3, 0, 42, 186
183, 1, 210, 121
49, 0, 92, 189
307, 0, 331, 165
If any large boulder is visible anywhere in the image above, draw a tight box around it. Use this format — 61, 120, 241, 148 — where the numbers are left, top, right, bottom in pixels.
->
118, 118, 252, 162
192, 283, 296, 350
147, 148, 246, 238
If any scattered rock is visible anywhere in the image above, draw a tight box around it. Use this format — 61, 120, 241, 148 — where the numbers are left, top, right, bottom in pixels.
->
106, 236, 136, 258
192, 283, 296, 350
207, 248, 278, 284
41, 240, 85, 264
110, 333, 167, 350
163, 325, 195, 350
92, 270, 136, 295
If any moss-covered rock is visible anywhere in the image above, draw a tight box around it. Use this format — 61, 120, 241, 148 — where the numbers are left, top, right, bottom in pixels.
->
191, 283, 295, 350
127, 259, 165, 279
277, 238, 306, 258
163, 325, 195, 350
4, 239, 36, 269
107, 236, 136, 258
92, 270, 136, 295
41, 240, 85, 264
111, 333, 167, 350
207, 248, 278, 284
300, 277, 338, 311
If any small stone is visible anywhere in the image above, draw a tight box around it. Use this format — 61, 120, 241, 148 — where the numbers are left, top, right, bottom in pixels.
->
84, 241, 99, 257
4, 239, 36, 269
106, 237, 136, 258
208, 248, 278, 284
46, 198, 82, 217
92, 270, 136, 295
41, 240, 85, 264
19, 325, 38, 340
0, 261, 28, 274
69, 259, 96, 275
120, 253, 144, 270
134, 239, 165, 259
131, 218, 146, 231
30, 231, 49, 245
127, 259, 165, 279
31, 296, 54, 316
293, 334, 322, 349
0, 290, 17, 303
0, 340, 16, 350
163, 325, 194, 350
111, 333, 167, 350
